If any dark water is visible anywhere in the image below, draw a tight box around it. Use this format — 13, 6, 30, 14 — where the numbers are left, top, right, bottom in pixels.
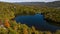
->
15, 14, 60, 32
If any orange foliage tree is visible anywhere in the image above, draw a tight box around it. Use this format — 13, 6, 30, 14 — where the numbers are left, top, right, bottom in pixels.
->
23, 28, 28, 34
4, 18, 10, 28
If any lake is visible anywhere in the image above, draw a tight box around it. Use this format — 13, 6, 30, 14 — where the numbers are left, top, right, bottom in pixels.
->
15, 14, 60, 32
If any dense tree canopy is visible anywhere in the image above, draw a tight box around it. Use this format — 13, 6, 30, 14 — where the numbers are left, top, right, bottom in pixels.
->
0, 2, 60, 34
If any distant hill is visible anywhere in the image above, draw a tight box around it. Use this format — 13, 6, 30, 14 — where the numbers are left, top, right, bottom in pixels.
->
14, 1, 60, 7
46, 1, 60, 7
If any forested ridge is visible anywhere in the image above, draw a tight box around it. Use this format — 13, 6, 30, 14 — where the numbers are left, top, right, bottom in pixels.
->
0, 2, 60, 34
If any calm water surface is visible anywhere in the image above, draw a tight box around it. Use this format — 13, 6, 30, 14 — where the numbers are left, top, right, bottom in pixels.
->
15, 14, 60, 32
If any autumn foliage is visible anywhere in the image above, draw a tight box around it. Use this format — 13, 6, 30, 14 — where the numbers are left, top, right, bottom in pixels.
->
23, 28, 28, 34
4, 18, 10, 28
0, 2, 60, 34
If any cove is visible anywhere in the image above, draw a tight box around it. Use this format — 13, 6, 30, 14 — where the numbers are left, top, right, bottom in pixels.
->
15, 14, 60, 32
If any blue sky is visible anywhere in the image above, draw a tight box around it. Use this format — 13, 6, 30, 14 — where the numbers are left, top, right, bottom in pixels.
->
0, 0, 58, 2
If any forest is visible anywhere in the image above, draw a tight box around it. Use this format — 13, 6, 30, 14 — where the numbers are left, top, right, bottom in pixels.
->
0, 2, 60, 34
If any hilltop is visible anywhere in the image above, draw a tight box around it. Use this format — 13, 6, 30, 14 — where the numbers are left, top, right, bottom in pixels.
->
14, 1, 60, 7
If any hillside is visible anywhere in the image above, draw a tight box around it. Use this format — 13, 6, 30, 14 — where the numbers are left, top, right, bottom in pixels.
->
0, 2, 60, 26
0, 2, 60, 34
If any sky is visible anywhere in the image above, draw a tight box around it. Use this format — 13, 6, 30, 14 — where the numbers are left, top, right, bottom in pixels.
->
0, 0, 59, 2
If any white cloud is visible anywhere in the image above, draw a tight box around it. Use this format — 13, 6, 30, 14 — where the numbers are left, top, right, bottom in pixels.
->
0, 0, 58, 2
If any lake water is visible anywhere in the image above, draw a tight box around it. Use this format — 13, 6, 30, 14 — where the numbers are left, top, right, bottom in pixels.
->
15, 14, 60, 32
